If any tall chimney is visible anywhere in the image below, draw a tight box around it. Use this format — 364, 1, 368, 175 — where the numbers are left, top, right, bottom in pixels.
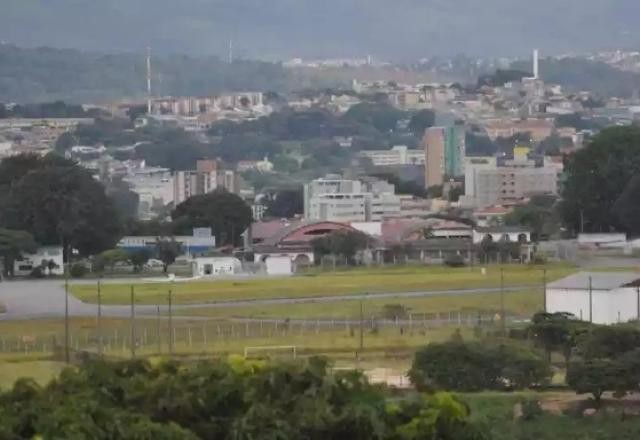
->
533, 49, 539, 80
146, 46, 152, 114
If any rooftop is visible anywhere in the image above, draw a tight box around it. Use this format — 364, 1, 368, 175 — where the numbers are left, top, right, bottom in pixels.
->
547, 272, 640, 290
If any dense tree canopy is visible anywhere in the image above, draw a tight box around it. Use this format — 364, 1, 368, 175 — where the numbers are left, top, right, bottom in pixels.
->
0, 228, 37, 277
172, 190, 253, 247
264, 188, 304, 218
0, 358, 487, 439
561, 126, 640, 234
0, 155, 121, 256
410, 340, 552, 392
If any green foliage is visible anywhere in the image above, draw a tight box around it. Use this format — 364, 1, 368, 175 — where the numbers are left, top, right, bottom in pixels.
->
612, 175, 640, 235
408, 109, 436, 137
154, 239, 183, 273
512, 57, 640, 98
527, 312, 591, 363
0, 228, 37, 277
561, 126, 640, 233
128, 249, 152, 273
172, 190, 253, 247
97, 248, 130, 273
505, 196, 560, 240
519, 398, 543, 421
409, 340, 552, 392
69, 263, 88, 278
465, 133, 498, 156
0, 45, 303, 103
0, 154, 121, 256
264, 188, 304, 218
312, 230, 374, 264
0, 359, 487, 439
344, 102, 406, 133
0, 101, 92, 118
577, 325, 640, 360
566, 359, 633, 402
477, 69, 530, 87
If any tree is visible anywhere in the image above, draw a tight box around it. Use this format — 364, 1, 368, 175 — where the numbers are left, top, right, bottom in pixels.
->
577, 325, 640, 360
505, 197, 560, 240
408, 109, 435, 137
128, 249, 152, 273
409, 340, 551, 392
0, 228, 37, 277
172, 190, 253, 247
98, 248, 130, 273
343, 102, 404, 133
561, 126, 640, 234
0, 154, 121, 256
264, 188, 304, 219
0, 358, 487, 439
612, 175, 640, 235
54, 132, 76, 153
155, 239, 183, 273
566, 359, 634, 403
312, 230, 373, 264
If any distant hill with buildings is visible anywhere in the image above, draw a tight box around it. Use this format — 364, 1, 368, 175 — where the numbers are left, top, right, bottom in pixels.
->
0, 45, 341, 103
2, 0, 640, 60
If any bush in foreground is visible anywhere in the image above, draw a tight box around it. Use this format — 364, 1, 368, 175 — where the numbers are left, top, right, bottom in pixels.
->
0, 357, 488, 440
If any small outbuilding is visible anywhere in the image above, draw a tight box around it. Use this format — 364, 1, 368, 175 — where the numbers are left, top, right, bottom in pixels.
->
546, 272, 640, 324
192, 257, 242, 277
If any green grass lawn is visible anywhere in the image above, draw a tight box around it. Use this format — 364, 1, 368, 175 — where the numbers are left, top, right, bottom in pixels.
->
0, 360, 67, 390
177, 288, 544, 320
463, 391, 640, 440
70, 264, 574, 306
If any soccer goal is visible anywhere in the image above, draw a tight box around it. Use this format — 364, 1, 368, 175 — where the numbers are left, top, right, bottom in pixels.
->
244, 345, 297, 360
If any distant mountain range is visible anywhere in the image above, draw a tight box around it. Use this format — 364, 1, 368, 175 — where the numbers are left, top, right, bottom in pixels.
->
3, 0, 640, 60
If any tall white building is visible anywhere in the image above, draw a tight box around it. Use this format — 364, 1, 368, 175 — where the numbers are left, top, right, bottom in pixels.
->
304, 176, 400, 222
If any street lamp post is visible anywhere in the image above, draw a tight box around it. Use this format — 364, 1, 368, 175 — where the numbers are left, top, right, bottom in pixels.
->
500, 268, 506, 336
168, 282, 174, 356
97, 279, 103, 359
130, 285, 136, 359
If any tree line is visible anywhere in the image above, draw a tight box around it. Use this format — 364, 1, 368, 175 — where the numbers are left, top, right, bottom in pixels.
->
0, 357, 487, 439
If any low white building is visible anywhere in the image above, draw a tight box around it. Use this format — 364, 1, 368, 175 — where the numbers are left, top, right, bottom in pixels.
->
546, 272, 640, 324
264, 255, 294, 276
14, 246, 64, 276
191, 257, 242, 277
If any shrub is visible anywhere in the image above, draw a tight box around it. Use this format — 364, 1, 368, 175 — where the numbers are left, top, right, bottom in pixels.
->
520, 398, 543, 421
444, 254, 466, 267
409, 340, 552, 392
69, 263, 88, 278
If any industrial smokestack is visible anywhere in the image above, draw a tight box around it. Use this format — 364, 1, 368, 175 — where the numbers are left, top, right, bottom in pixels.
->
533, 49, 539, 80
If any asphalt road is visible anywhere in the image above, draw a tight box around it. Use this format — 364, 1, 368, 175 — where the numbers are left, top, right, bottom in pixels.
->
0, 279, 539, 320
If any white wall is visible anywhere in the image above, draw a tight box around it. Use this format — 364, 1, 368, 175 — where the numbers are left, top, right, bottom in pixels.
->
546, 287, 640, 324
14, 246, 64, 276
265, 256, 293, 276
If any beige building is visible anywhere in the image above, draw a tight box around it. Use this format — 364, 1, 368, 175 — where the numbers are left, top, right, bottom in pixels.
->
173, 159, 236, 204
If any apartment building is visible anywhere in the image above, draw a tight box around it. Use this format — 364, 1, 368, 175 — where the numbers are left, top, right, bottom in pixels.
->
304, 176, 400, 222
173, 159, 236, 205
423, 123, 466, 188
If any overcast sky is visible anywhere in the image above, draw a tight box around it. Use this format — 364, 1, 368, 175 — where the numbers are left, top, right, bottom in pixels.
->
3, 0, 639, 60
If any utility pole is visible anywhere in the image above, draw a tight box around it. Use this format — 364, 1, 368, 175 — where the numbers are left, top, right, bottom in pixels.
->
157, 305, 162, 354
97, 279, 103, 359
359, 298, 364, 353
542, 268, 547, 313
500, 268, 506, 336
64, 245, 70, 364
588, 276, 593, 323
636, 286, 640, 323
130, 286, 136, 359
168, 282, 174, 356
